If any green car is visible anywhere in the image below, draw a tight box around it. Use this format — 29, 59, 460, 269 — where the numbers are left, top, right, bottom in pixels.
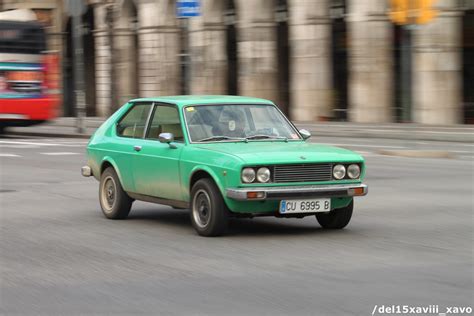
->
82, 96, 367, 236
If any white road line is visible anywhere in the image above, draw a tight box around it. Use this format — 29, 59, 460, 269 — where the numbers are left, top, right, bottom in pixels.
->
1, 145, 40, 148
355, 151, 372, 155
40, 152, 80, 156
0, 140, 84, 147
0, 153, 21, 157
449, 150, 474, 154
319, 143, 406, 149
0, 140, 62, 146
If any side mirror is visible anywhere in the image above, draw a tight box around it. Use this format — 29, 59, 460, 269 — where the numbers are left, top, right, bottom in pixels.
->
158, 132, 177, 148
299, 129, 311, 140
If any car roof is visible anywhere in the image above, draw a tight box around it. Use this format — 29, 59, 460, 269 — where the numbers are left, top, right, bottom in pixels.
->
129, 95, 275, 107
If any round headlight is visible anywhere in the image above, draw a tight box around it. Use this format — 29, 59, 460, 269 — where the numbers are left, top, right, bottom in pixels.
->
241, 168, 256, 183
333, 164, 346, 180
347, 164, 360, 179
256, 167, 271, 183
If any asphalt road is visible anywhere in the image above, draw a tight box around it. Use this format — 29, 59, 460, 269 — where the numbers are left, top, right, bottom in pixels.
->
1, 136, 473, 315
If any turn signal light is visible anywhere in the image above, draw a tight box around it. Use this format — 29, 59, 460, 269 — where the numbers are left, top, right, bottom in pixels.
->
247, 191, 265, 199
350, 188, 365, 196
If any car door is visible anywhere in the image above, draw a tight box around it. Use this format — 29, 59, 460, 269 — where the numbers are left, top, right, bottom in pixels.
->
112, 102, 153, 193
132, 103, 184, 201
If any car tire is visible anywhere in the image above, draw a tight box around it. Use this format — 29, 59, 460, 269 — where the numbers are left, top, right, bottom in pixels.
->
316, 200, 353, 229
99, 167, 133, 219
190, 178, 229, 237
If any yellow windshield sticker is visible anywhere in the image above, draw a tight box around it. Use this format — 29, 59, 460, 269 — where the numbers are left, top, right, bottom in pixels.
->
186, 107, 195, 112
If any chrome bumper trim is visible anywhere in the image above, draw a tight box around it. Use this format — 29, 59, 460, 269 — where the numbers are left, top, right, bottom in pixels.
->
226, 184, 368, 201
81, 166, 92, 177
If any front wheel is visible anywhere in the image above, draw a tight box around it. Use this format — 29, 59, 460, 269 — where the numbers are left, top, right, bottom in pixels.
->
190, 179, 229, 237
99, 167, 133, 219
316, 200, 353, 229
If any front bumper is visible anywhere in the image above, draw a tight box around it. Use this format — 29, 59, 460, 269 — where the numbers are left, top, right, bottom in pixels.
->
226, 183, 368, 201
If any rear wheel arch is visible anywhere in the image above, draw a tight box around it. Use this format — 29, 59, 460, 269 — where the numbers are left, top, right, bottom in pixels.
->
100, 159, 125, 188
100, 161, 113, 175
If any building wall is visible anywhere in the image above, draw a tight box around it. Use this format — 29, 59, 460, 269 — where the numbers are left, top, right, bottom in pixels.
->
87, 0, 468, 124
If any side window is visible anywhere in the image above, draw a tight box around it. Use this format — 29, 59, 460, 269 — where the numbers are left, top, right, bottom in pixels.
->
146, 105, 183, 141
116, 103, 151, 138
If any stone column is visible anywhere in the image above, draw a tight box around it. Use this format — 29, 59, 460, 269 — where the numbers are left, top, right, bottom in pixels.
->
347, 0, 392, 122
189, 3, 227, 95
235, 0, 278, 103
137, 0, 181, 97
93, 5, 111, 117
413, 0, 462, 124
114, 26, 138, 105
288, 0, 332, 121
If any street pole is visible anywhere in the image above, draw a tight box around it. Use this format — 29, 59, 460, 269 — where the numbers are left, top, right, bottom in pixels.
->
176, 0, 200, 95
71, 13, 86, 134
179, 17, 190, 95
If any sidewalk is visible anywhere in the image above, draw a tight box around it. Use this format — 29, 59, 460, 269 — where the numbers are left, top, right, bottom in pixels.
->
6, 117, 474, 143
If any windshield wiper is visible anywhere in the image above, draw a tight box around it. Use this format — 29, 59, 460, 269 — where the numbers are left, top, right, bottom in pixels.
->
245, 135, 288, 141
197, 135, 245, 142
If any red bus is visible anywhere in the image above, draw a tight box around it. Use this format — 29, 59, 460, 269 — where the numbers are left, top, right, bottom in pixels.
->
0, 9, 59, 131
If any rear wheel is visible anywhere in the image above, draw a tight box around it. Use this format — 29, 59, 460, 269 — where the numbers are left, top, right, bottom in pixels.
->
99, 167, 132, 219
190, 179, 229, 236
316, 200, 353, 229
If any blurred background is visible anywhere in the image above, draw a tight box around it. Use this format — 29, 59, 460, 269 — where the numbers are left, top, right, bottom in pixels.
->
0, 0, 473, 129
1, 2, 473, 315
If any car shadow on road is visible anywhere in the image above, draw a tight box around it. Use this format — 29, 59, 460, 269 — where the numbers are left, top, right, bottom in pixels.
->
127, 207, 347, 237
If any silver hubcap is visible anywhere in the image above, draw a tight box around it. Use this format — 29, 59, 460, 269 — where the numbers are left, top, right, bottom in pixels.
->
192, 189, 211, 228
101, 176, 116, 213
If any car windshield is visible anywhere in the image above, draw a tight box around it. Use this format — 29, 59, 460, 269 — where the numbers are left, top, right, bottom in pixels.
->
183, 104, 302, 142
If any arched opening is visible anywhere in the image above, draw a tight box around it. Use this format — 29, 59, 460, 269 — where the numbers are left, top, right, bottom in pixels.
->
330, 0, 348, 121
275, 0, 290, 116
225, 0, 238, 95
391, 2, 419, 125
393, 24, 412, 123
83, 6, 96, 116
462, 9, 474, 124
115, 0, 138, 104
63, 18, 74, 117
63, 5, 96, 117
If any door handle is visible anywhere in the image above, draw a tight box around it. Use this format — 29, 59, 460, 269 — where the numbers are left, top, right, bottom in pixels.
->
133, 145, 142, 152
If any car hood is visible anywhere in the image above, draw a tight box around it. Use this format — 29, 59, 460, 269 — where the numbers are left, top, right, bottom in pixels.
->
194, 141, 363, 165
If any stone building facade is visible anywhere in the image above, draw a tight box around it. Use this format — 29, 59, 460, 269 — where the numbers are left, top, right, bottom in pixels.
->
2, 0, 472, 124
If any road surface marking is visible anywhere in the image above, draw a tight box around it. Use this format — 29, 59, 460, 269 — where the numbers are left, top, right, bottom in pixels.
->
0, 153, 20, 157
449, 150, 474, 154
0, 140, 62, 146
355, 151, 372, 156
40, 152, 80, 156
321, 143, 405, 149
0, 140, 83, 147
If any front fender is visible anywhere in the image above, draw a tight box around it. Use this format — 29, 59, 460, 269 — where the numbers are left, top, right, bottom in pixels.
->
184, 165, 227, 202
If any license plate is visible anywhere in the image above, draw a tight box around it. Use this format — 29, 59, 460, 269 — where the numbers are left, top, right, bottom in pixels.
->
279, 198, 331, 214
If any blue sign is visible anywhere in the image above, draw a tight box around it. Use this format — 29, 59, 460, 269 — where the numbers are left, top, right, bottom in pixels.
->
176, 0, 200, 18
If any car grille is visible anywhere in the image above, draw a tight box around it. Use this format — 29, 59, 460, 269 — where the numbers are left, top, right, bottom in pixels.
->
273, 163, 333, 183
